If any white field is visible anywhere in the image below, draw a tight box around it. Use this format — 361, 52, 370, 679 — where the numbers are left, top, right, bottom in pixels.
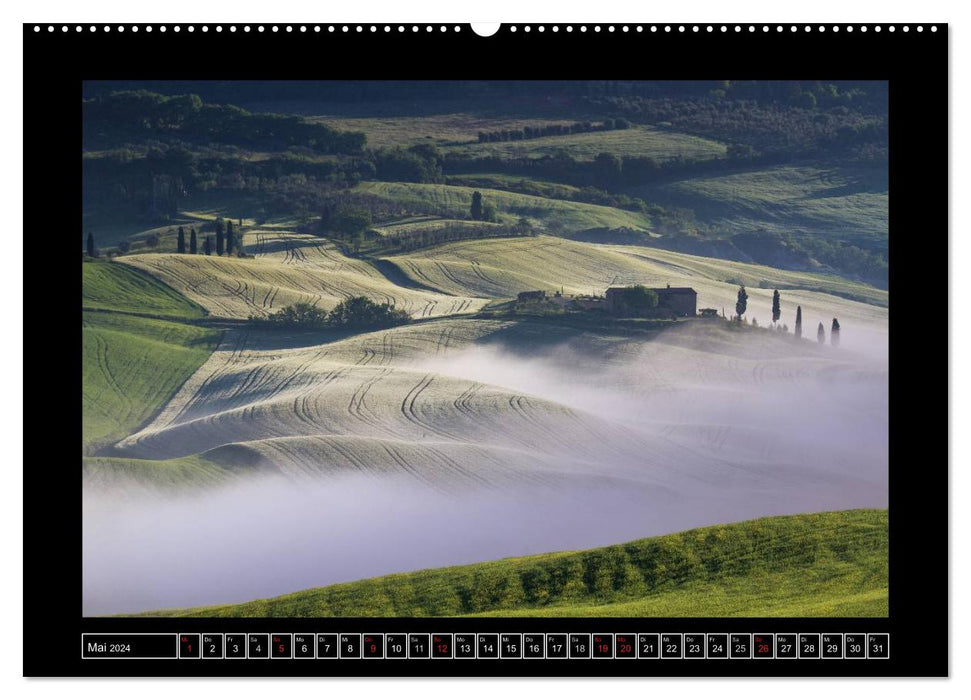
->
120, 232, 488, 320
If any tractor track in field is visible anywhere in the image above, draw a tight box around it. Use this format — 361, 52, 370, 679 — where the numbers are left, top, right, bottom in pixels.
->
400, 373, 463, 442
452, 382, 483, 421
424, 444, 491, 487
432, 259, 470, 291
165, 328, 251, 426
434, 326, 454, 355
346, 368, 407, 439
379, 442, 435, 487
91, 333, 135, 416
470, 260, 498, 286
506, 394, 579, 452
322, 436, 382, 477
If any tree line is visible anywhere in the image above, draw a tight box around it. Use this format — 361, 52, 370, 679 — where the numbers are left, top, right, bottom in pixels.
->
476, 118, 630, 143
733, 285, 841, 346
85, 218, 245, 259
83, 91, 367, 154
589, 92, 887, 161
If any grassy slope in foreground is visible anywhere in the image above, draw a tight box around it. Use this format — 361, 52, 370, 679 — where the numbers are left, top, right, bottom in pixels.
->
82, 259, 207, 319
82, 262, 221, 451
138, 509, 887, 618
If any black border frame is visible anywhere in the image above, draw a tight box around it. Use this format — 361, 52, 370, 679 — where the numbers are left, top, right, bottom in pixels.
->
24, 22, 948, 677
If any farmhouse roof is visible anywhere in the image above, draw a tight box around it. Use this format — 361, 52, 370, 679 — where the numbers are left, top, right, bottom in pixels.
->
605, 286, 697, 294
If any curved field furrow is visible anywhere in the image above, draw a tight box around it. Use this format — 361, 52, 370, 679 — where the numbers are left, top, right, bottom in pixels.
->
110, 315, 886, 499
121, 236, 488, 321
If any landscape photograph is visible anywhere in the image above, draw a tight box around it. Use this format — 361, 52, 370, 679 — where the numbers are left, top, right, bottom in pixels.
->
81, 80, 889, 618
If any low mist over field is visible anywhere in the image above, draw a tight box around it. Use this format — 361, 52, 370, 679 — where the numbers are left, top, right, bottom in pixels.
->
83, 328, 887, 615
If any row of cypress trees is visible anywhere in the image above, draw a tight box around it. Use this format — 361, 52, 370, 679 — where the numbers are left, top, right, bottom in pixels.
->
737, 286, 841, 347
175, 219, 238, 256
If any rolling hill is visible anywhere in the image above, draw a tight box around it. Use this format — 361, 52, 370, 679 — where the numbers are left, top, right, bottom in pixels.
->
119, 233, 488, 321
82, 263, 222, 452
134, 509, 888, 617
631, 164, 888, 251
381, 235, 888, 339
82, 259, 207, 319
108, 311, 887, 502
355, 182, 653, 234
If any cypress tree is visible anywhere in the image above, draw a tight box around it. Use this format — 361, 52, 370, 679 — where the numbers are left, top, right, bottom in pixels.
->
215, 222, 225, 256
794, 305, 802, 339
831, 318, 841, 347
735, 285, 748, 322
86, 232, 95, 258
470, 191, 483, 221
204, 236, 213, 256
817, 322, 825, 344
226, 220, 235, 255
189, 227, 197, 254
771, 289, 781, 325
177, 226, 186, 254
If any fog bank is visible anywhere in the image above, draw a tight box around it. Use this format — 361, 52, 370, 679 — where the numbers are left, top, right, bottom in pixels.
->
84, 329, 888, 616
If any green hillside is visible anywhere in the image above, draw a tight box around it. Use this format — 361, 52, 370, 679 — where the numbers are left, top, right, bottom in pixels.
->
135, 509, 888, 618
82, 262, 220, 452
632, 164, 888, 250
82, 311, 220, 451
82, 260, 208, 319
355, 182, 652, 233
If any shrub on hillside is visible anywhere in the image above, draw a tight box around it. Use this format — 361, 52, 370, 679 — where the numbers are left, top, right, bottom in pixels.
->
264, 302, 329, 327
326, 296, 410, 329
262, 298, 410, 330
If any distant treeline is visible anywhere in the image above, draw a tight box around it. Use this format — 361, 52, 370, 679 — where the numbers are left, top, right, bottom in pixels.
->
83, 79, 887, 110
376, 221, 536, 254
589, 91, 887, 159
443, 149, 778, 191
446, 175, 651, 213
477, 118, 630, 143
82, 148, 370, 219
83, 91, 367, 154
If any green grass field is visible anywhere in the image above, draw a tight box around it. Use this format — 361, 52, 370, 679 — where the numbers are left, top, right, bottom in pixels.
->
134, 509, 887, 617
356, 182, 652, 233
631, 164, 888, 250
82, 260, 207, 319
82, 262, 221, 452
82, 311, 221, 451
